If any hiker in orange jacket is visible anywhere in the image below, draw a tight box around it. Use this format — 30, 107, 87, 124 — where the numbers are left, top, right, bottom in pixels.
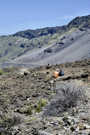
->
54, 69, 64, 78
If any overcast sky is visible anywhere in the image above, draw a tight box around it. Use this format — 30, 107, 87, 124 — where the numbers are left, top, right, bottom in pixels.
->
0, 0, 90, 35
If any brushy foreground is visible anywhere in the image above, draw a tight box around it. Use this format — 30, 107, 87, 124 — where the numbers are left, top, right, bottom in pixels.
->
43, 82, 86, 116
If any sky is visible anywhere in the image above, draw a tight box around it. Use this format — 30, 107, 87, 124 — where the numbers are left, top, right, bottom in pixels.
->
0, 0, 90, 35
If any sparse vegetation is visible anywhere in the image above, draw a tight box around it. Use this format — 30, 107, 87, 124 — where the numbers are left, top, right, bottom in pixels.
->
43, 82, 86, 116
0, 59, 89, 134
0, 69, 4, 75
0, 114, 21, 128
35, 98, 48, 113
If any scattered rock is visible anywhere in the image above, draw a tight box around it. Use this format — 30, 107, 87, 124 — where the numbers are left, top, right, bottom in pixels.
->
38, 130, 53, 135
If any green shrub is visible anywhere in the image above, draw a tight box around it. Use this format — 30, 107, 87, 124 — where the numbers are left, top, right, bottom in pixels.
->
35, 98, 48, 113
0, 69, 4, 75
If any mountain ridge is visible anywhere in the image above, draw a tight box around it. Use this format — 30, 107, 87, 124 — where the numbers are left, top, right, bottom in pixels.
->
0, 15, 90, 67
13, 15, 90, 39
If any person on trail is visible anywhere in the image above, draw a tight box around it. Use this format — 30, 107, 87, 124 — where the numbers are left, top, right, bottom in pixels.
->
54, 70, 59, 78
54, 69, 64, 78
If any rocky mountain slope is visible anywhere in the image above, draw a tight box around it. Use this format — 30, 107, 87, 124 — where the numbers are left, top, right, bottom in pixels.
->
0, 15, 90, 67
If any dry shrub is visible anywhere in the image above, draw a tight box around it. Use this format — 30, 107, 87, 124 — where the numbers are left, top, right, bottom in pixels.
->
43, 82, 86, 116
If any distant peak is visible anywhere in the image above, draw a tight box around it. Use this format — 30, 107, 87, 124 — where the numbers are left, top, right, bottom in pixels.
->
68, 15, 90, 28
